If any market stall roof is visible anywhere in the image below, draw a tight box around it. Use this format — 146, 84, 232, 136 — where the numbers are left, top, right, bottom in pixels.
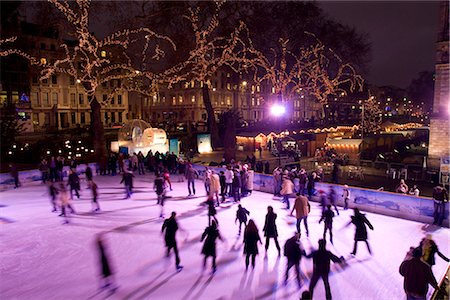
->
326, 138, 363, 146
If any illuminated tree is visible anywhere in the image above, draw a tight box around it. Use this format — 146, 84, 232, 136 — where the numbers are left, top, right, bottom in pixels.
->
30, 0, 174, 163
361, 95, 382, 135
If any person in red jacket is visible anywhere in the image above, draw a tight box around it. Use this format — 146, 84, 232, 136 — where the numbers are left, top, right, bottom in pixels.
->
399, 247, 439, 300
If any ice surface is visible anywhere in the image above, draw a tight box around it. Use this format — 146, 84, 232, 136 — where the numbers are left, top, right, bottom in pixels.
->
1, 174, 449, 300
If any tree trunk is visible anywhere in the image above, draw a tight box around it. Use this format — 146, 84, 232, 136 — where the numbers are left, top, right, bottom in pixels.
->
202, 84, 221, 150
90, 96, 107, 166
223, 113, 237, 162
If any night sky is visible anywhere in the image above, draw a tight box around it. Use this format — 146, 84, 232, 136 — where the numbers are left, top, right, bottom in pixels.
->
320, 1, 440, 88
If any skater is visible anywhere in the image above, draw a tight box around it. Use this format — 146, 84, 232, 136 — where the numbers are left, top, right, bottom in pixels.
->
284, 232, 306, 286
235, 204, 250, 236
154, 172, 166, 217
185, 163, 198, 196
209, 170, 221, 206
298, 169, 307, 196
342, 185, 350, 210
219, 171, 226, 202
85, 164, 93, 183
306, 239, 342, 300
419, 234, 449, 268
161, 212, 183, 271
67, 169, 80, 200
348, 208, 374, 255
232, 169, 241, 202
137, 151, 145, 175
49, 156, 57, 182
91, 180, 100, 212
58, 183, 75, 222
201, 219, 222, 273
204, 167, 211, 195
120, 170, 134, 199
9, 164, 20, 189
96, 234, 116, 291
48, 181, 58, 212
224, 166, 234, 197
263, 206, 281, 256
319, 205, 335, 244
291, 193, 310, 236
281, 176, 294, 209
243, 219, 262, 270
163, 168, 172, 191
39, 158, 49, 183
399, 247, 439, 300
207, 195, 218, 225
432, 184, 448, 226
307, 172, 318, 200
328, 186, 339, 215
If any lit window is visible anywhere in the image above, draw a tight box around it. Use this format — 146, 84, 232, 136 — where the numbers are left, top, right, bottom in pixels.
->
40, 58, 47, 64
191, 80, 195, 88
179, 96, 183, 103
256, 85, 260, 92
191, 96, 196, 103
172, 96, 176, 105
227, 83, 231, 90
271, 87, 275, 94
100, 51, 107, 58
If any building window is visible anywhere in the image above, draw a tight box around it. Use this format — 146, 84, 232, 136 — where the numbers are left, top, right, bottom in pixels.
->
118, 112, 122, 123
40, 58, 47, 64
172, 96, 176, 105
40, 43, 46, 50
42, 78, 48, 84
226, 83, 231, 90
63, 94, 68, 105
80, 112, 85, 124
71, 112, 76, 124
111, 112, 115, 123
70, 76, 75, 85
226, 96, 231, 106
103, 94, 107, 102
191, 80, 195, 88
256, 85, 260, 92
0, 91, 7, 105
117, 95, 122, 105
100, 50, 107, 57
191, 95, 196, 103
33, 113, 39, 125
104, 112, 109, 123
42, 93, 49, 106
111, 95, 115, 105
70, 93, 76, 106
251, 97, 255, 106
79, 94, 84, 105
51, 75, 57, 84
44, 113, 50, 125
179, 95, 183, 103
31, 92, 39, 106
52, 93, 58, 105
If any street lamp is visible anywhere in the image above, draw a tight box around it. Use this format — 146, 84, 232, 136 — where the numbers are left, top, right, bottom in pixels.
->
271, 103, 286, 167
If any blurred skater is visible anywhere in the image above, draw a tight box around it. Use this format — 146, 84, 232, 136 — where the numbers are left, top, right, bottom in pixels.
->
120, 170, 134, 199
319, 205, 335, 244
162, 212, 183, 271
328, 186, 339, 215
58, 183, 75, 223
290, 193, 310, 236
348, 208, 374, 255
263, 206, 281, 256
68, 169, 80, 200
48, 181, 58, 212
306, 239, 342, 300
419, 234, 449, 268
342, 185, 350, 210
201, 219, 222, 273
91, 180, 100, 212
96, 234, 116, 291
163, 168, 172, 191
284, 232, 306, 287
243, 219, 262, 270
154, 172, 166, 218
235, 204, 250, 236
207, 195, 218, 226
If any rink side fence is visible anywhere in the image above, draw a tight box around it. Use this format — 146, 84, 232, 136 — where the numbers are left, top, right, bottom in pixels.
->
0, 163, 448, 227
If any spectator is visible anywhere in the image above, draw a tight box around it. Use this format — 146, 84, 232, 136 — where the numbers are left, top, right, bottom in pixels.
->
432, 184, 448, 226
408, 185, 420, 197
396, 179, 409, 194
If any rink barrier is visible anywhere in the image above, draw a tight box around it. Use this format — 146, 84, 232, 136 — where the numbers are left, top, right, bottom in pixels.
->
190, 164, 449, 227
1, 163, 447, 226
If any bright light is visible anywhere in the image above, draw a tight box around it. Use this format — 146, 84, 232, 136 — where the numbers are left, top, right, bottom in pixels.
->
46, 151, 50, 155
270, 104, 286, 117
76, 79, 81, 84
241, 81, 247, 86
135, 70, 141, 74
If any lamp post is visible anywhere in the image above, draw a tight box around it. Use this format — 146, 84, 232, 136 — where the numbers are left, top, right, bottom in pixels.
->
271, 103, 286, 167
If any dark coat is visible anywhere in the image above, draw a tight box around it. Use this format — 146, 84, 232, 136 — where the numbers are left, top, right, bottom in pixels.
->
68, 173, 80, 189
201, 226, 221, 257
236, 207, 250, 223
98, 241, 112, 278
320, 209, 335, 227
154, 177, 165, 195
85, 167, 93, 181
351, 213, 373, 241
232, 172, 241, 188
120, 173, 134, 187
284, 237, 306, 263
263, 212, 278, 237
162, 217, 178, 248
244, 230, 261, 255
207, 200, 216, 216
399, 257, 437, 297
420, 239, 449, 266
307, 249, 341, 275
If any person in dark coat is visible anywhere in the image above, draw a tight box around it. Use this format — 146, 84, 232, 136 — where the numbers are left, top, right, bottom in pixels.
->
85, 164, 93, 182
263, 206, 281, 255
91, 180, 100, 212
96, 234, 116, 291
232, 169, 241, 202
154, 172, 166, 217
235, 204, 250, 235
399, 247, 439, 300
39, 159, 49, 184
48, 181, 58, 212
284, 233, 306, 286
207, 195, 218, 225
201, 220, 222, 273
243, 219, 262, 270
67, 169, 80, 199
328, 186, 339, 215
348, 208, 374, 255
185, 163, 198, 196
432, 184, 448, 226
9, 164, 20, 189
306, 239, 342, 300
307, 172, 318, 199
219, 171, 226, 202
319, 205, 335, 244
264, 161, 270, 174
419, 234, 449, 268
120, 170, 134, 199
162, 212, 183, 271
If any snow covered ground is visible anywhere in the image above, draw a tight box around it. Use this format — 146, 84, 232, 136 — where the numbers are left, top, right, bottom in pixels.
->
1, 174, 449, 300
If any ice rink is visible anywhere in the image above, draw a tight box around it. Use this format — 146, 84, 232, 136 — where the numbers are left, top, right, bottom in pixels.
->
1, 174, 449, 300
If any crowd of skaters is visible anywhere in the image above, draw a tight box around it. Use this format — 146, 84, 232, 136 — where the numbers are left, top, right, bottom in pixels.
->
8, 150, 449, 298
